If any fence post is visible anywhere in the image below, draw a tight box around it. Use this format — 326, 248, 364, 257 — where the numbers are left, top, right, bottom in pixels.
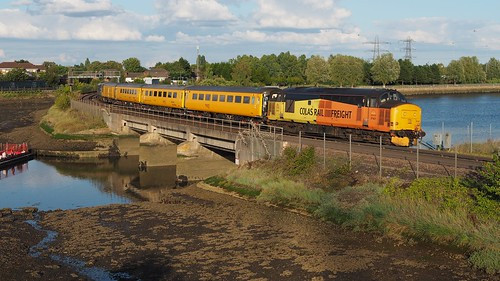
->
416, 140, 419, 179
379, 136, 382, 179
454, 146, 458, 179
349, 134, 352, 170
299, 131, 302, 153
323, 132, 326, 168
470, 121, 473, 153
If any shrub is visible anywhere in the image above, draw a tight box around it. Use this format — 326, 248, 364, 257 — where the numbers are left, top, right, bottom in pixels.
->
54, 93, 71, 110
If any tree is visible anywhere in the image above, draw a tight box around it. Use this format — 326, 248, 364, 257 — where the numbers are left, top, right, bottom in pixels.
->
210, 62, 233, 81
328, 55, 364, 87
39, 61, 67, 86
485, 58, 500, 81
305, 55, 328, 86
2, 68, 31, 81
84, 58, 90, 70
122, 57, 144, 72
459, 56, 486, 83
370, 53, 400, 87
231, 55, 255, 86
446, 60, 465, 85
102, 60, 123, 71
398, 59, 414, 85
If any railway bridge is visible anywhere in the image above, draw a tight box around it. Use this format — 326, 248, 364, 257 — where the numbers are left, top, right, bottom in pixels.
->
71, 100, 284, 165
71, 99, 492, 177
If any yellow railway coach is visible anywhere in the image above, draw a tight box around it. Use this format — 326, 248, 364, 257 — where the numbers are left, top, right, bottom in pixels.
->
184, 86, 280, 119
141, 84, 185, 109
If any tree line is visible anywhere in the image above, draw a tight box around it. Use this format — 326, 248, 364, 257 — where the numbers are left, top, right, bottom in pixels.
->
4, 54, 500, 87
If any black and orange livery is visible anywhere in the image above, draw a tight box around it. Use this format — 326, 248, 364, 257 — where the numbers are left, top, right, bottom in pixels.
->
99, 83, 425, 146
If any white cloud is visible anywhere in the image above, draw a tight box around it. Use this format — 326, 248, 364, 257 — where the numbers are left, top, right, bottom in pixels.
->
254, 0, 351, 29
474, 24, 500, 50
156, 0, 236, 22
0, 48, 5, 57
174, 27, 365, 47
23, 0, 116, 17
0, 8, 142, 41
145, 35, 166, 42
74, 19, 142, 41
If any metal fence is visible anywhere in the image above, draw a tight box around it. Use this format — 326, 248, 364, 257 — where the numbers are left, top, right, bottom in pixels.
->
71, 99, 284, 139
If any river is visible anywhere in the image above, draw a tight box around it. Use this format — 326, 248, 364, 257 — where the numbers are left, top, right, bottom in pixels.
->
409, 93, 500, 145
0, 155, 235, 211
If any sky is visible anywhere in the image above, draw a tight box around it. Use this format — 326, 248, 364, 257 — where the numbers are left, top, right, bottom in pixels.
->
0, 0, 499, 67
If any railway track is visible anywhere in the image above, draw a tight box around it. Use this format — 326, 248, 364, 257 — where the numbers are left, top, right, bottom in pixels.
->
83, 98, 493, 170
286, 133, 492, 170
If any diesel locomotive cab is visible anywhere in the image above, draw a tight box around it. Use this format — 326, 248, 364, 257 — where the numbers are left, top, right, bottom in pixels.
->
380, 90, 426, 146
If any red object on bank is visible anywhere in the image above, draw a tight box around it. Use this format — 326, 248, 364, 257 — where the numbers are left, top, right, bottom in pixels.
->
0, 143, 29, 159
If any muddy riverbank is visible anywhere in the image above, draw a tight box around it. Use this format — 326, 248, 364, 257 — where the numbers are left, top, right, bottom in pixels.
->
0, 184, 493, 281
0, 97, 97, 151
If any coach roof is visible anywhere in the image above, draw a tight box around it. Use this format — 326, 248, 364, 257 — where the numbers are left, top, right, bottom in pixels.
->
284, 87, 398, 98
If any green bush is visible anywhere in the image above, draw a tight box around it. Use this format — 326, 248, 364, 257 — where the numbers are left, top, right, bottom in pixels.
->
281, 146, 316, 176
402, 177, 473, 212
55, 93, 71, 110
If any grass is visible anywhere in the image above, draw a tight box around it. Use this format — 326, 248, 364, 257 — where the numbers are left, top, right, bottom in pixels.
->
41, 106, 106, 135
204, 146, 500, 274
452, 139, 499, 157
0, 90, 48, 98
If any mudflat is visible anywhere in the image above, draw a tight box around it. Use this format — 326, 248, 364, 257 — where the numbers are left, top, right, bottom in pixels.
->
1, 185, 492, 281
0, 97, 96, 151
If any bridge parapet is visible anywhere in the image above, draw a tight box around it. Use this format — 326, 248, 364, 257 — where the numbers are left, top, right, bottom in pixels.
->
71, 100, 284, 164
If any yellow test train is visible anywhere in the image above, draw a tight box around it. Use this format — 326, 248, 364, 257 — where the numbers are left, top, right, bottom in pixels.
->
98, 83, 425, 146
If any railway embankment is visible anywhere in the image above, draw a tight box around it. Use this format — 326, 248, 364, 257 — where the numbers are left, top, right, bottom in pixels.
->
204, 146, 500, 274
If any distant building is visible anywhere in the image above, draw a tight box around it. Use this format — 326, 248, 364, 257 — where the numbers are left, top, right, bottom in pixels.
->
125, 68, 169, 84
0, 62, 46, 74
124, 72, 143, 83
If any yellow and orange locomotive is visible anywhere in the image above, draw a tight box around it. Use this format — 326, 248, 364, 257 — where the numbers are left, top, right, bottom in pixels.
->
99, 83, 425, 146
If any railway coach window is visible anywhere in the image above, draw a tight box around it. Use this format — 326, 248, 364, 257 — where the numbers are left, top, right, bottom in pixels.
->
251, 97, 255, 104
206, 94, 211, 101
153, 91, 157, 97
168, 92, 172, 98
192, 93, 197, 100
173, 92, 178, 98
219, 95, 225, 102
227, 95, 234, 102
243, 96, 250, 104
199, 94, 204, 100
235, 96, 242, 103
212, 94, 218, 101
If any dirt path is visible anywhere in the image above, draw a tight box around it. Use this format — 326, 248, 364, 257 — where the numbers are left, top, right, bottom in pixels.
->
0, 98, 96, 151
1, 184, 492, 281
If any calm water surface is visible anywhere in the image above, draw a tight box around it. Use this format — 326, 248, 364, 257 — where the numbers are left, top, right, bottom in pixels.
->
0, 157, 174, 210
409, 93, 500, 144
0, 154, 235, 211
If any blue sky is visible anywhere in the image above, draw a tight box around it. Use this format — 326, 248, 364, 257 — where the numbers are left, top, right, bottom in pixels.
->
0, 0, 498, 67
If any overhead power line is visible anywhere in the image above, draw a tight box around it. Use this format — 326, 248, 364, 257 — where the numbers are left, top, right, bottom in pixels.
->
400, 37, 415, 62
364, 36, 390, 61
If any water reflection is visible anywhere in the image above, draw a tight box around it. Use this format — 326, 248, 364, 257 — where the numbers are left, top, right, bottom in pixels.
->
0, 162, 29, 180
0, 157, 184, 210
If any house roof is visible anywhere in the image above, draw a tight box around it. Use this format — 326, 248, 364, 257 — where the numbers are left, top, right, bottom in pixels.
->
0, 62, 45, 70
125, 72, 143, 79
144, 68, 169, 77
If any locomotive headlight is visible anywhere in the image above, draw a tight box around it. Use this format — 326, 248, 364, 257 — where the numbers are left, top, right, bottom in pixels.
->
413, 113, 416, 117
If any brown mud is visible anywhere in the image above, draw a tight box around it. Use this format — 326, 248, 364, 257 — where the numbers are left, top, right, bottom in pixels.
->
0, 97, 96, 151
0, 185, 495, 281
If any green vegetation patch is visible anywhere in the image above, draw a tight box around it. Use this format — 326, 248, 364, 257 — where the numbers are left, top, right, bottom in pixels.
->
204, 146, 500, 274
